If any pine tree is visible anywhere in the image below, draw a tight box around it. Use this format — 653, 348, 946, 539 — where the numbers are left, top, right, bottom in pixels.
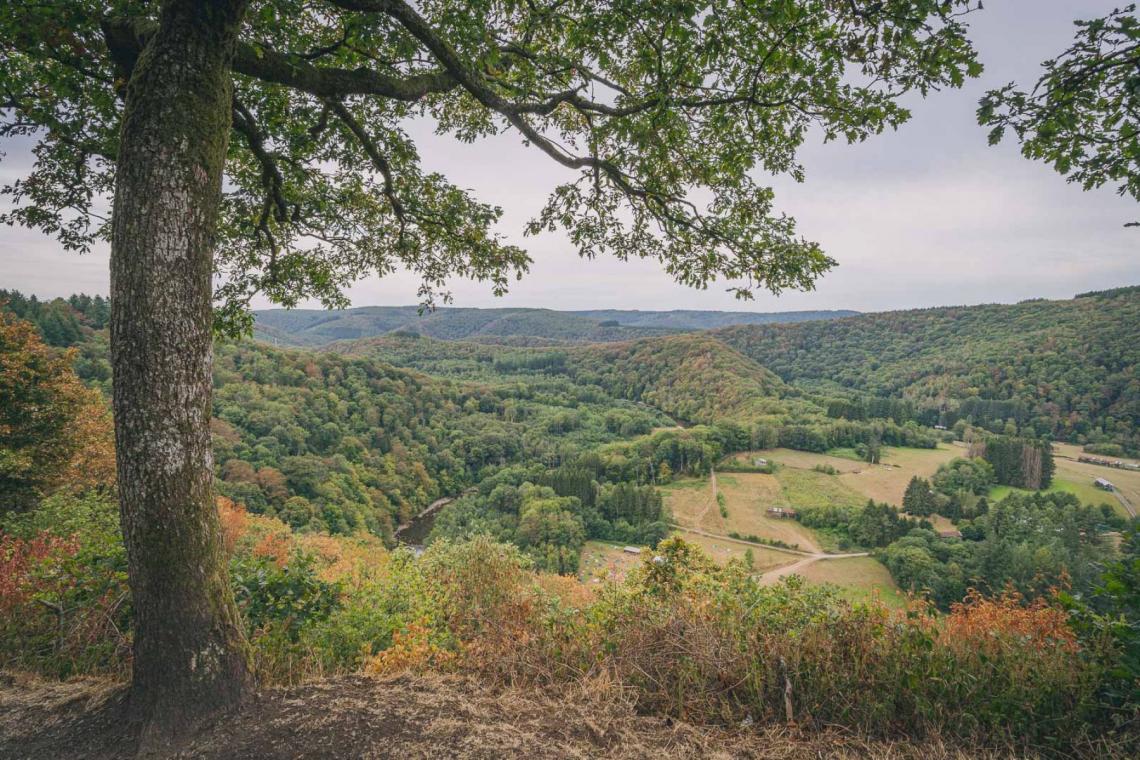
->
903, 476, 935, 516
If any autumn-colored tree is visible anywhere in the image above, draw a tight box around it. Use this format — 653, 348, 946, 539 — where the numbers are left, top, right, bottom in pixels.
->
0, 313, 115, 511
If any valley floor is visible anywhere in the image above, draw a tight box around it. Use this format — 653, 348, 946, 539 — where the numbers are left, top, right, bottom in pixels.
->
0, 672, 1070, 759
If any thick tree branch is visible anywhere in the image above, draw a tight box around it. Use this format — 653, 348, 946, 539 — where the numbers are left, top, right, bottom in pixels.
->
325, 99, 407, 236
101, 15, 457, 101
231, 98, 290, 225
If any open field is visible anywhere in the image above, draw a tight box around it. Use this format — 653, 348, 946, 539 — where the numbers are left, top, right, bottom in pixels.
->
731, 445, 961, 507
989, 478, 1129, 518
794, 557, 907, 608
1052, 443, 1140, 517
675, 529, 799, 571
579, 536, 795, 583
986, 447, 1139, 519
579, 540, 646, 583
728, 448, 862, 473
839, 445, 962, 504
775, 468, 866, 514
662, 471, 823, 552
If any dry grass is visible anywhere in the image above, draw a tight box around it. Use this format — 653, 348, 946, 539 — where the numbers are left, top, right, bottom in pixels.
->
582, 532, 797, 579
663, 472, 822, 552
673, 529, 797, 571
794, 557, 907, 608
729, 448, 864, 473
0, 670, 1100, 760
837, 445, 960, 505
579, 541, 648, 583
734, 445, 960, 507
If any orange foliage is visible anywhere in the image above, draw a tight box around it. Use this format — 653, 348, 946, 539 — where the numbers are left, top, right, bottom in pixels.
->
941, 588, 1079, 654
60, 389, 116, 493
214, 496, 387, 581
364, 620, 455, 676
535, 572, 595, 608
216, 496, 249, 555
0, 534, 80, 613
296, 533, 387, 583
253, 532, 293, 566
209, 416, 242, 444
0, 313, 115, 505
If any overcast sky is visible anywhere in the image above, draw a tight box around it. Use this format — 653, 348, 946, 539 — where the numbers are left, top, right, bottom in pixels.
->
1, 1, 1136, 314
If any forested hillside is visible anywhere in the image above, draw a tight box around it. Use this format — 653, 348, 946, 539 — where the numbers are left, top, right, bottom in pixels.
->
253, 305, 856, 346
717, 287, 1140, 453
335, 331, 801, 425
210, 341, 685, 539
568, 307, 858, 329
343, 332, 942, 455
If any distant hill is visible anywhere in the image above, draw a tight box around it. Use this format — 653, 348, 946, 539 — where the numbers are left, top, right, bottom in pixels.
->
252, 305, 857, 346
715, 286, 1140, 452
570, 308, 857, 329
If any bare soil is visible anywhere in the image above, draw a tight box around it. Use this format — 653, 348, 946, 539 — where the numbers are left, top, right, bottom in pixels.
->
0, 671, 1026, 759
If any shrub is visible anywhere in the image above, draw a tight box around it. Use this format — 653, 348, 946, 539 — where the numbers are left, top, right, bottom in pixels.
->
0, 494, 130, 677
1083, 442, 1126, 457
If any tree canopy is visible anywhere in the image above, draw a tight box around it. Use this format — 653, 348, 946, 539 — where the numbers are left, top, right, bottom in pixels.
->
978, 4, 1139, 225
4, 0, 980, 330
0, 313, 114, 512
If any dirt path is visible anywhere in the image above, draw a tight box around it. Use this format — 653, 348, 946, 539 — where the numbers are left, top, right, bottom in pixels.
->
679, 526, 816, 556
1114, 490, 1136, 518
676, 525, 868, 565
688, 467, 718, 526
672, 470, 869, 583
754, 550, 873, 585
0, 672, 992, 759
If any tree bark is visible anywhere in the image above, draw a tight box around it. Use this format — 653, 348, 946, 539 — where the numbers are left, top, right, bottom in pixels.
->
109, 0, 252, 748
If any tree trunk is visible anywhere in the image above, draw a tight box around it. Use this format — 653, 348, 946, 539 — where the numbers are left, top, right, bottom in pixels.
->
109, 0, 252, 748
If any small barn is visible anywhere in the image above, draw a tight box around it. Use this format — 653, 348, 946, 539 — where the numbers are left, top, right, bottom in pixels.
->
766, 507, 796, 519
622, 546, 642, 555
938, 528, 962, 539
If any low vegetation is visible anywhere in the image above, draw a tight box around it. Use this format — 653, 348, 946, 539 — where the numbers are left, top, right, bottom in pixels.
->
3, 496, 1135, 755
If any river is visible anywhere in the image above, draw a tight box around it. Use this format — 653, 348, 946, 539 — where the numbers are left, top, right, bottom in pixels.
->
393, 495, 455, 547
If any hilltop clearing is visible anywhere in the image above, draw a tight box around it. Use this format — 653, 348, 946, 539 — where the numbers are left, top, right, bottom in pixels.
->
1, 672, 1038, 760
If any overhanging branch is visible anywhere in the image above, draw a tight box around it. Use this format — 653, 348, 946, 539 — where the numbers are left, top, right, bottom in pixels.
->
101, 15, 457, 102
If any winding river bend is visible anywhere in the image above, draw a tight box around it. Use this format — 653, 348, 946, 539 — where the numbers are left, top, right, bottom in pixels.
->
393, 494, 459, 547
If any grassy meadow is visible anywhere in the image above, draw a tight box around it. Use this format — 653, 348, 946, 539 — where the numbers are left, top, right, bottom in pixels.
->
982, 444, 1139, 519
792, 556, 907, 608
661, 471, 825, 552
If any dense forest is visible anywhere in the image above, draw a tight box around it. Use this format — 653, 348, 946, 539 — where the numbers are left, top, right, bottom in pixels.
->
880, 491, 1120, 608
342, 333, 942, 455
2, 290, 1134, 598
717, 287, 1140, 453
212, 341, 686, 539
